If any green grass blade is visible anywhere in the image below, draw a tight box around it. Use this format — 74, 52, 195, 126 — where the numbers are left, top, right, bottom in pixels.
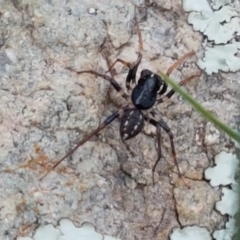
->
158, 71, 240, 144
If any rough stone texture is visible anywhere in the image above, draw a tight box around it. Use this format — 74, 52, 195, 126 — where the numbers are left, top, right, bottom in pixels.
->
173, 180, 221, 231
0, 0, 238, 240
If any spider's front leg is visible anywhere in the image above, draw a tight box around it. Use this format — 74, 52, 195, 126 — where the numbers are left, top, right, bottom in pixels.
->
165, 51, 195, 76
163, 74, 202, 100
107, 53, 142, 92
66, 69, 129, 100
157, 51, 202, 103
107, 20, 143, 92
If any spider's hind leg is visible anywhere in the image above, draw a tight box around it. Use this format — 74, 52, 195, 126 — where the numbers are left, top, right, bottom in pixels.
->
39, 110, 121, 181
148, 117, 190, 188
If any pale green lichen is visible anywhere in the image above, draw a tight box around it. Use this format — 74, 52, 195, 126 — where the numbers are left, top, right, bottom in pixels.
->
170, 226, 211, 240
213, 217, 236, 240
197, 44, 240, 74
17, 219, 119, 240
204, 151, 239, 240
215, 187, 238, 216
204, 151, 238, 187
183, 0, 240, 74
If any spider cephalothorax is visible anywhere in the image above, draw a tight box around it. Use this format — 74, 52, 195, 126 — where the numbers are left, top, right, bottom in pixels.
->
40, 23, 201, 183
131, 69, 163, 110
119, 70, 164, 140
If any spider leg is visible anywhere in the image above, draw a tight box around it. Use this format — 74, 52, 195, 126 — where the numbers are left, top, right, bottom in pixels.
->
166, 51, 195, 76
157, 73, 201, 104
152, 122, 162, 185
148, 118, 190, 188
107, 21, 143, 92
66, 68, 129, 100
39, 110, 120, 181
157, 51, 197, 100
107, 53, 142, 92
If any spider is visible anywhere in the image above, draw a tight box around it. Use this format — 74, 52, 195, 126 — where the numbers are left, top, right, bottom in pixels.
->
39, 22, 201, 183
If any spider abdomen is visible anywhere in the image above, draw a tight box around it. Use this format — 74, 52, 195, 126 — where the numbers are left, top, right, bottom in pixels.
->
120, 109, 144, 140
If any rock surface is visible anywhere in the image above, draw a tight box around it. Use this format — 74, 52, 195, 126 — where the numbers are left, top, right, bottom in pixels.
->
0, 0, 238, 239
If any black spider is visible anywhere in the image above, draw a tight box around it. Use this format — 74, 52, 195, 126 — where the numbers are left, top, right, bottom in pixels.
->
40, 24, 200, 183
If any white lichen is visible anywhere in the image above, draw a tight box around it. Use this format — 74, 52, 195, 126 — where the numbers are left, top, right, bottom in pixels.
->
170, 226, 211, 240
183, 0, 240, 74
204, 151, 239, 187
213, 217, 237, 240
197, 44, 240, 74
17, 219, 120, 240
182, 0, 212, 12
215, 187, 238, 216
57, 220, 102, 240
204, 151, 239, 240
197, 7, 238, 43
212, 0, 232, 10
34, 225, 61, 240
184, 2, 240, 44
